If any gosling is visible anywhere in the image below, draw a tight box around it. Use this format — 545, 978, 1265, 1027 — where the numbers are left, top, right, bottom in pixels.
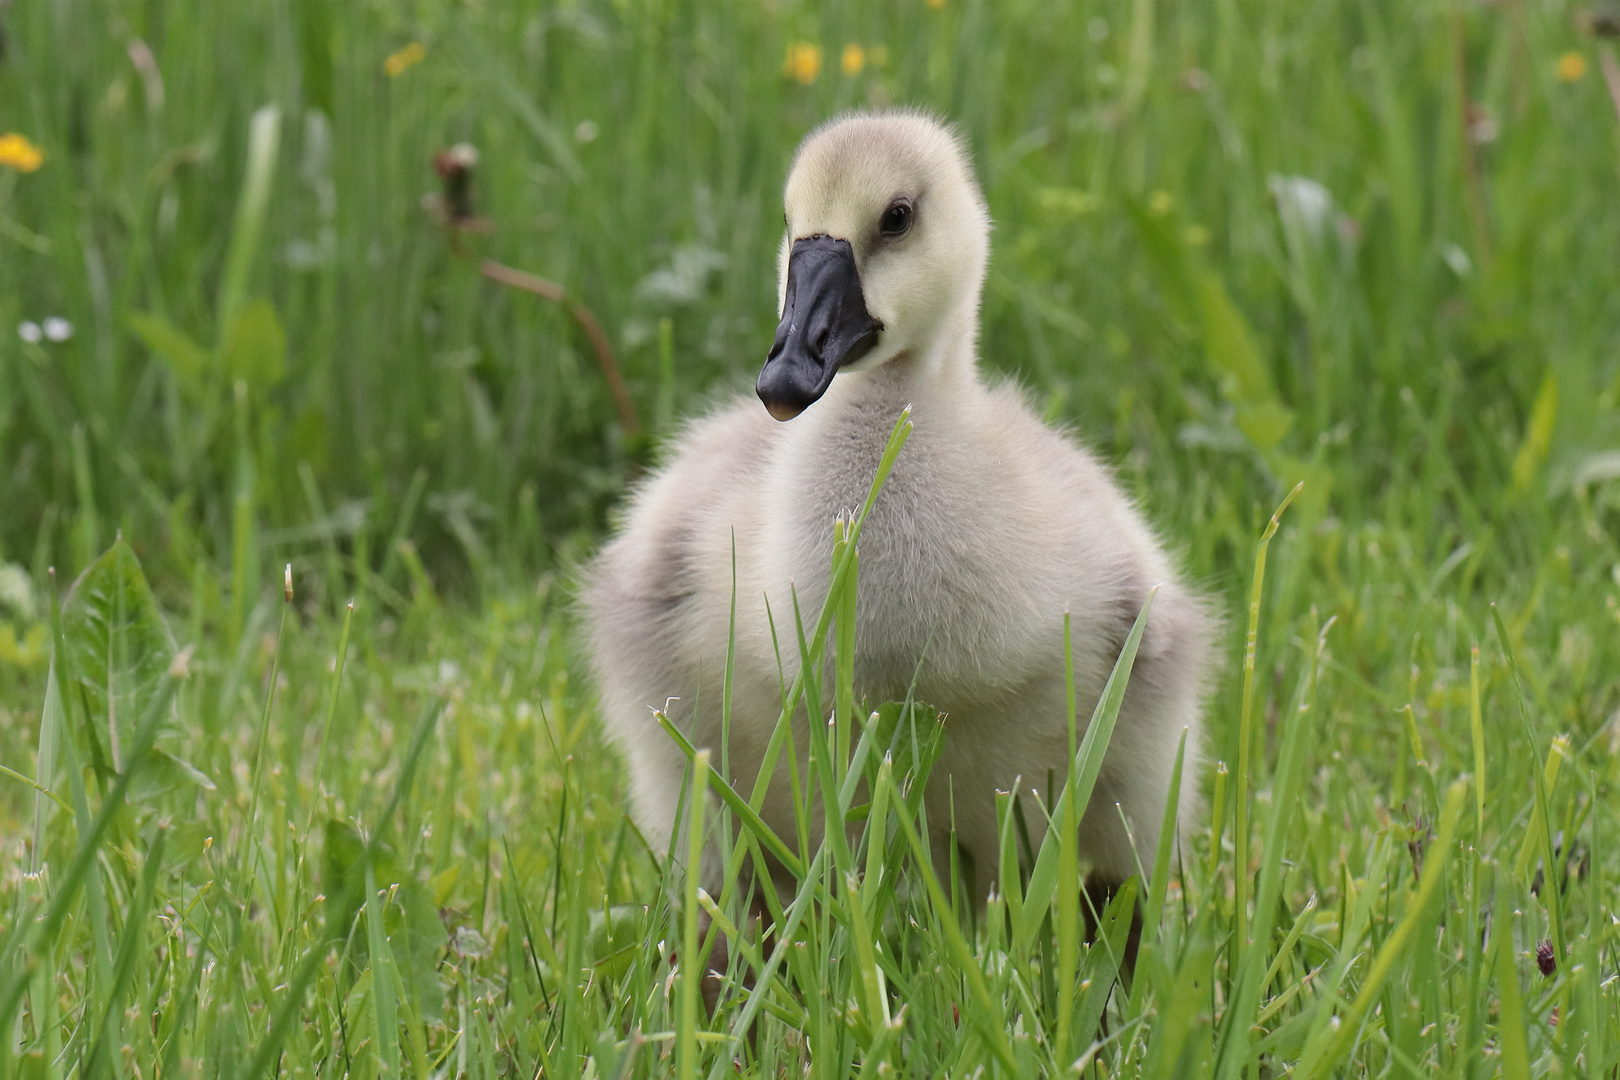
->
583, 110, 1214, 922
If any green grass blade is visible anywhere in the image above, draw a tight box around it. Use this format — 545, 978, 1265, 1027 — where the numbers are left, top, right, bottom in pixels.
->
218, 104, 281, 341
1018, 586, 1158, 953
0, 670, 176, 1029
1234, 482, 1302, 973
29, 654, 64, 873
755, 408, 911, 786
1054, 612, 1082, 1061
1217, 613, 1331, 1077
365, 861, 403, 1079
678, 749, 710, 1080
87, 828, 166, 1073
887, 770, 1019, 1075
1470, 644, 1486, 840
312, 599, 354, 792
656, 710, 802, 878
1125, 727, 1186, 1022
1298, 777, 1467, 1077
1492, 604, 1569, 966
1495, 904, 1532, 1080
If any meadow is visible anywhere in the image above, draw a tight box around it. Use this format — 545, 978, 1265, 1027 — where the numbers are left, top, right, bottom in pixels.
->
2, 0, 1620, 1076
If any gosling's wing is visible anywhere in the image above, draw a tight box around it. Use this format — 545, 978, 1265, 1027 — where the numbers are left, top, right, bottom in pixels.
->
580, 397, 778, 696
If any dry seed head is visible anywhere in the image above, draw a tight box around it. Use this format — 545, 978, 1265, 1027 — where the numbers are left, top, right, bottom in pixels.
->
1536, 939, 1557, 976
1577, 5, 1620, 37
168, 644, 196, 680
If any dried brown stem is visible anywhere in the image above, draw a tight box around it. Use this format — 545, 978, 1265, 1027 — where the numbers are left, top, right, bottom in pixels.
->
1600, 45, 1620, 128
479, 259, 640, 437
1451, 3, 1494, 267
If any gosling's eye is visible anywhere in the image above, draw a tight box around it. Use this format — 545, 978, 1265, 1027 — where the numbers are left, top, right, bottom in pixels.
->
880, 198, 914, 238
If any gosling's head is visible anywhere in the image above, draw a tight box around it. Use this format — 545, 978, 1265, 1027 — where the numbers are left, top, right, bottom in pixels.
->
756, 111, 991, 421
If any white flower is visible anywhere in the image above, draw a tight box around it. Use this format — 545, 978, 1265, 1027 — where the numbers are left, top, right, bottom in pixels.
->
1440, 242, 1473, 278
42, 316, 73, 341
0, 563, 35, 621
1269, 175, 1334, 241
17, 321, 41, 343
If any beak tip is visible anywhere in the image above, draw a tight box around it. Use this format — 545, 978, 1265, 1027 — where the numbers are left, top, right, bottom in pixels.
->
761, 397, 806, 422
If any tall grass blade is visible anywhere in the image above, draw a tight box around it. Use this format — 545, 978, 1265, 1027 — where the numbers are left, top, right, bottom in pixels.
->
1018, 586, 1158, 952
365, 861, 403, 1079
313, 599, 354, 791
1218, 613, 1330, 1078
678, 749, 710, 1080
29, 656, 64, 874
1234, 481, 1302, 972
1489, 603, 1570, 974
759, 408, 911, 764
1470, 643, 1486, 839
218, 104, 281, 341
1494, 904, 1532, 1080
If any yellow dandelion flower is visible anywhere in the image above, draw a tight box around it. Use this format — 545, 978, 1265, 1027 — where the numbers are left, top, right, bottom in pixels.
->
784, 42, 822, 85
0, 133, 44, 173
385, 41, 426, 78
1148, 190, 1174, 215
927, 0, 946, 9
842, 43, 865, 77
1557, 52, 1587, 82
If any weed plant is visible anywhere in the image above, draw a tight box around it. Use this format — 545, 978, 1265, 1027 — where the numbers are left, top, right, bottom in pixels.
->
1, 1, 1619, 1077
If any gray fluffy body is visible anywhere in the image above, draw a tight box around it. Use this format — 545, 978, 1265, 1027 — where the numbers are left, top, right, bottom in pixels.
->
581, 110, 1216, 899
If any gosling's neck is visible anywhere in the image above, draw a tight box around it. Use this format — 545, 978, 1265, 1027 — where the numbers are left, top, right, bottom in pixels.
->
818, 314, 983, 419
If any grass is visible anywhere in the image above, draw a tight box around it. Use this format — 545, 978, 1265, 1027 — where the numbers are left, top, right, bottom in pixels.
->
2, 0, 1619, 1076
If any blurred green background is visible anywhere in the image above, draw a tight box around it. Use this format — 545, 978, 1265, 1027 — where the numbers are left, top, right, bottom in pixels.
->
3, 0, 1616, 616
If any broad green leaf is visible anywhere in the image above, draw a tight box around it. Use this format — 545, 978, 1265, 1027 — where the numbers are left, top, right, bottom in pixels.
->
1199, 273, 1271, 403
586, 904, 649, 980
127, 313, 212, 390
321, 819, 368, 923
62, 539, 181, 769
384, 873, 448, 1022
1234, 401, 1296, 453
1199, 273, 1294, 451
58, 539, 214, 799
223, 299, 287, 390
135, 747, 218, 802
429, 864, 461, 907
323, 819, 447, 1023
1126, 200, 1199, 324
341, 968, 376, 1062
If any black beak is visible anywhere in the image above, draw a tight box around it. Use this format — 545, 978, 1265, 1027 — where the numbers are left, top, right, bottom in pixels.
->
756, 236, 882, 421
